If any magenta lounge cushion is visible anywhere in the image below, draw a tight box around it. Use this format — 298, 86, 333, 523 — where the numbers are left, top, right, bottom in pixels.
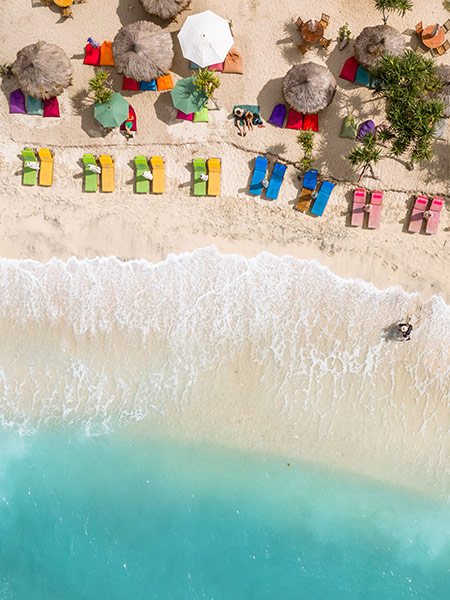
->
176, 110, 194, 121
268, 103, 286, 127
43, 97, 60, 118
339, 56, 359, 82
286, 109, 304, 129
10, 89, 26, 114
122, 77, 140, 91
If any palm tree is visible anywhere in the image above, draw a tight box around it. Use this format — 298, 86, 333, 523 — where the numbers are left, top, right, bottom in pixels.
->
347, 133, 383, 182
297, 130, 316, 171
192, 68, 221, 108
374, 0, 413, 24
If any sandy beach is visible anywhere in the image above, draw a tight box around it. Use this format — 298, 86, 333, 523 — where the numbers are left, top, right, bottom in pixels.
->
0, 0, 449, 300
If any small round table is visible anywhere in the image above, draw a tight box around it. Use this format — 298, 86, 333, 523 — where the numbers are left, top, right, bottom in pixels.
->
421, 25, 445, 49
301, 20, 324, 44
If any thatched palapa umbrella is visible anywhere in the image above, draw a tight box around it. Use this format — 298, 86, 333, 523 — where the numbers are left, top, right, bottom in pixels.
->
113, 21, 174, 82
282, 62, 336, 114
354, 25, 405, 71
139, 0, 190, 20
437, 65, 450, 118
11, 41, 72, 100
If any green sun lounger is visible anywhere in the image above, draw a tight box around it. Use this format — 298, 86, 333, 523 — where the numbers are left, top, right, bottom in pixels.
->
21, 148, 37, 186
193, 158, 207, 196
135, 156, 150, 194
83, 154, 98, 192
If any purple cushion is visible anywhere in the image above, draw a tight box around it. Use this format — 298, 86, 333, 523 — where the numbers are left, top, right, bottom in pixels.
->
43, 97, 60, 118
357, 119, 376, 140
268, 103, 286, 127
10, 89, 26, 114
176, 110, 194, 121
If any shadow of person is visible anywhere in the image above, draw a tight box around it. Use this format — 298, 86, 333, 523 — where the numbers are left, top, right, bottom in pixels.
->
382, 322, 402, 342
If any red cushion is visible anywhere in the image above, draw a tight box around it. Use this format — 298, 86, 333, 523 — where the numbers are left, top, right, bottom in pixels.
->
176, 110, 194, 121
43, 97, 60, 118
286, 109, 303, 129
84, 43, 100, 66
302, 113, 319, 132
120, 106, 137, 131
339, 56, 359, 82
122, 77, 140, 91
208, 62, 224, 72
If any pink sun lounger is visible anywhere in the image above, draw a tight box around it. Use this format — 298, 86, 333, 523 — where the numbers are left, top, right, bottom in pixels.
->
351, 187, 366, 227
425, 196, 444, 234
367, 190, 383, 229
408, 195, 428, 233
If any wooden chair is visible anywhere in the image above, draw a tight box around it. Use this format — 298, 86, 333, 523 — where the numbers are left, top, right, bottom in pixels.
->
430, 47, 439, 57
62, 6, 73, 18
443, 18, 450, 32
319, 13, 330, 29
295, 17, 304, 30
296, 41, 310, 54
320, 37, 331, 50
415, 21, 423, 36
437, 40, 450, 55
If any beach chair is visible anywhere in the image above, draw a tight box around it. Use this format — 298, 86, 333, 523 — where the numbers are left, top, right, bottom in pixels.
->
265, 162, 287, 200
303, 168, 318, 191
295, 17, 304, 30
311, 180, 335, 216
62, 6, 73, 18
38, 149, 54, 187
408, 195, 428, 233
320, 38, 332, 50
83, 154, 98, 192
437, 40, 450, 55
21, 148, 38, 186
249, 156, 268, 196
135, 156, 150, 194
193, 159, 207, 196
207, 158, 221, 196
425, 196, 444, 234
351, 188, 366, 227
295, 188, 314, 212
150, 157, 165, 194
415, 21, 423, 36
99, 155, 114, 193
367, 190, 383, 229
444, 19, 450, 33
297, 42, 310, 54
319, 13, 330, 29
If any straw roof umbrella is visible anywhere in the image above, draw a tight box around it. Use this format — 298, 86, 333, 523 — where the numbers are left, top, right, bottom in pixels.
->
354, 25, 405, 71
139, 0, 190, 19
11, 41, 72, 100
282, 62, 336, 114
113, 21, 174, 82
437, 65, 450, 118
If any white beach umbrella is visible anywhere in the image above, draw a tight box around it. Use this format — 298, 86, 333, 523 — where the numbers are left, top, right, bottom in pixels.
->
177, 10, 233, 67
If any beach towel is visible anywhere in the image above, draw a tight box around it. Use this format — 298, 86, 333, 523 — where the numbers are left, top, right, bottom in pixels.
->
84, 42, 101, 66
43, 97, 60, 118
223, 49, 243, 74
27, 95, 44, 116
10, 89, 26, 114
339, 56, 359, 82
354, 65, 370, 87
233, 105, 262, 129
357, 120, 375, 141
140, 79, 157, 91
99, 41, 115, 66
268, 104, 286, 127
156, 74, 174, 91
433, 118, 447, 140
176, 110, 194, 121
302, 113, 319, 132
120, 106, 137, 131
122, 77, 140, 91
193, 107, 209, 122
340, 114, 357, 139
286, 109, 303, 129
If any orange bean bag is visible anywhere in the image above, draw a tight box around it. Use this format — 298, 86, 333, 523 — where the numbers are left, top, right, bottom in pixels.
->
156, 74, 174, 91
100, 41, 115, 66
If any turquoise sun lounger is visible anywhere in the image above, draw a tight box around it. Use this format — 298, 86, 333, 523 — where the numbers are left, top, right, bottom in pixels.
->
265, 162, 287, 200
311, 180, 335, 216
249, 156, 268, 195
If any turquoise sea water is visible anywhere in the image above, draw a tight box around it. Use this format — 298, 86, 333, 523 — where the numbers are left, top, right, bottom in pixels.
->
0, 426, 449, 600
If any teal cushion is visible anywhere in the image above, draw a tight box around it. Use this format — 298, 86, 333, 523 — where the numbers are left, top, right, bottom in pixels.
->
193, 106, 209, 122
27, 95, 43, 115
354, 65, 370, 87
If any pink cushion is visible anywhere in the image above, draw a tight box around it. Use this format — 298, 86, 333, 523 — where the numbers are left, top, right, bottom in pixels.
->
122, 77, 140, 91
43, 97, 60, 118
339, 56, 359, 82
176, 110, 194, 121
84, 43, 100, 66
208, 62, 224, 72
286, 109, 303, 129
302, 113, 319, 132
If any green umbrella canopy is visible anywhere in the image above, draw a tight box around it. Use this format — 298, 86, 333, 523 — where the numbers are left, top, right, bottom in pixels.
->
94, 93, 130, 127
171, 77, 208, 114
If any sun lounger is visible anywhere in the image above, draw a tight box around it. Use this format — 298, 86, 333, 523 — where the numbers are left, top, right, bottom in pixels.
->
21, 148, 38, 186
135, 156, 150, 194
302, 169, 318, 191
367, 190, 383, 229
249, 156, 268, 195
193, 159, 207, 196
311, 180, 335, 216
207, 158, 221, 196
83, 154, 98, 192
38, 149, 54, 187
351, 188, 366, 227
408, 195, 428, 233
425, 196, 444, 234
265, 162, 287, 200
98, 155, 114, 193
150, 157, 165, 194
295, 187, 314, 212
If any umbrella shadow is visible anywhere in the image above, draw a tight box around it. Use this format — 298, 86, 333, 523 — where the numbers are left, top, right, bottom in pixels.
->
169, 31, 192, 78
256, 77, 284, 122
0, 71, 15, 103
70, 89, 105, 138
153, 92, 177, 125
116, 0, 148, 26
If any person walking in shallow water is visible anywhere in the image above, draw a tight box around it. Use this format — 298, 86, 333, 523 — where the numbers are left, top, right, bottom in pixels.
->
397, 321, 413, 341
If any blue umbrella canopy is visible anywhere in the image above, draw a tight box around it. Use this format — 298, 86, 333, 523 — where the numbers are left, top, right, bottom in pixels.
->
171, 77, 208, 114
94, 93, 130, 127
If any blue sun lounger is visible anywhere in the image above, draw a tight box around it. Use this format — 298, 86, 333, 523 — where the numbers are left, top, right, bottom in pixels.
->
265, 162, 287, 200
302, 168, 318, 191
249, 156, 268, 195
311, 180, 335, 216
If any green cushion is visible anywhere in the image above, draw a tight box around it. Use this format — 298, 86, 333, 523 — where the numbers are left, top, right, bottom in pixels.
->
193, 107, 209, 122
340, 114, 357, 139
